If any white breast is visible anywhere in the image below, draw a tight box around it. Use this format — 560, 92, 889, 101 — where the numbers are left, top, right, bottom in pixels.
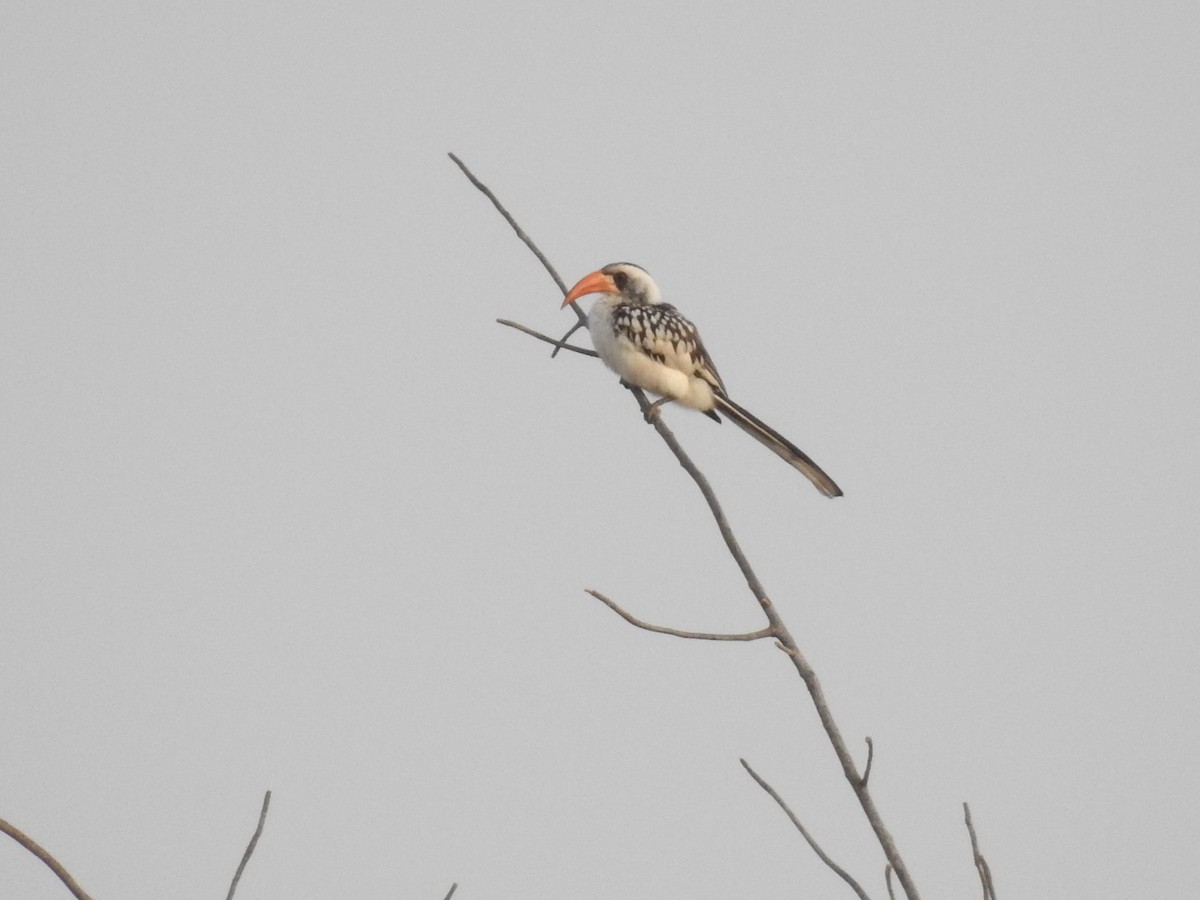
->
587, 298, 716, 411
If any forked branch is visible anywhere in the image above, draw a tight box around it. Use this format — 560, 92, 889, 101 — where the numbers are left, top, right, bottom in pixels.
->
964, 803, 997, 900
496, 319, 597, 357
451, 152, 922, 900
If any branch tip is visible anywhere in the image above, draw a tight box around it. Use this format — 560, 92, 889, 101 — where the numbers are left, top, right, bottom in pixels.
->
740, 759, 872, 900
586, 589, 772, 642
448, 152, 576, 313
226, 790, 272, 900
496, 319, 597, 357
963, 803, 997, 900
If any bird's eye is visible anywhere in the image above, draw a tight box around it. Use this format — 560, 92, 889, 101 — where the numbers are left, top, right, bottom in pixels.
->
612, 271, 628, 290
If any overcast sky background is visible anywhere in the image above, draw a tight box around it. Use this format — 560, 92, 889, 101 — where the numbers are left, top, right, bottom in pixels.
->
2, 3, 1198, 898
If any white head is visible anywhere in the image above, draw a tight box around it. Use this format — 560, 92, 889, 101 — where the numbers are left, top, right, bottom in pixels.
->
561, 262, 663, 309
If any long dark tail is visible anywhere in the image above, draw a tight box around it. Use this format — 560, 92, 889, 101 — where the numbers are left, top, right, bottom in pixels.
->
713, 395, 843, 498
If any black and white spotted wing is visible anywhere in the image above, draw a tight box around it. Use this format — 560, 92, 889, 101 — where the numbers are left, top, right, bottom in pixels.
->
610, 302, 727, 395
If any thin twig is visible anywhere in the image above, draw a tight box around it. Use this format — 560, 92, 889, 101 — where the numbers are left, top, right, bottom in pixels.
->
963, 803, 997, 900
226, 791, 272, 900
740, 759, 872, 900
442, 883, 459, 900
885, 865, 897, 900
0, 817, 94, 900
447, 153, 586, 325
497, 319, 597, 357
550, 319, 587, 358
451, 153, 922, 900
861, 737, 875, 787
586, 590, 774, 641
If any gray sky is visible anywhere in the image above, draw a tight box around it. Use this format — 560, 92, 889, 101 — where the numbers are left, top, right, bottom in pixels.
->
2, 2, 1197, 898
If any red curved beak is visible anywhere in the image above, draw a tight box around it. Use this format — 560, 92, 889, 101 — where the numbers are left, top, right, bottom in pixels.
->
562, 270, 616, 309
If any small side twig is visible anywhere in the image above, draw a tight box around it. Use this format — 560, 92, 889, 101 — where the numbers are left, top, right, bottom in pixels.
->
885, 865, 897, 900
496, 319, 597, 357
550, 319, 588, 358
442, 883, 459, 900
0, 817, 94, 900
963, 803, 996, 900
586, 589, 774, 642
226, 790, 272, 900
861, 737, 875, 787
740, 759, 872, 900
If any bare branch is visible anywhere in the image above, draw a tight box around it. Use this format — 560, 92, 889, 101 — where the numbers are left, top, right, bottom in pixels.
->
447, 153, 586, 325
550, 320, 588, 358
452, 153, 923, 900
226, 790, 272, 900
618, 383, 774, 604
885, 865, 897, 900
586, 589, 774, 641
623, 384, 923, 900
782, 634, 919, 898
496, 319, 597, 357
0, 817, 94, 900
963, 803, 997, 900
861, 737, 875, 788
442, 883, 459, 900
740, 759, 872, 900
